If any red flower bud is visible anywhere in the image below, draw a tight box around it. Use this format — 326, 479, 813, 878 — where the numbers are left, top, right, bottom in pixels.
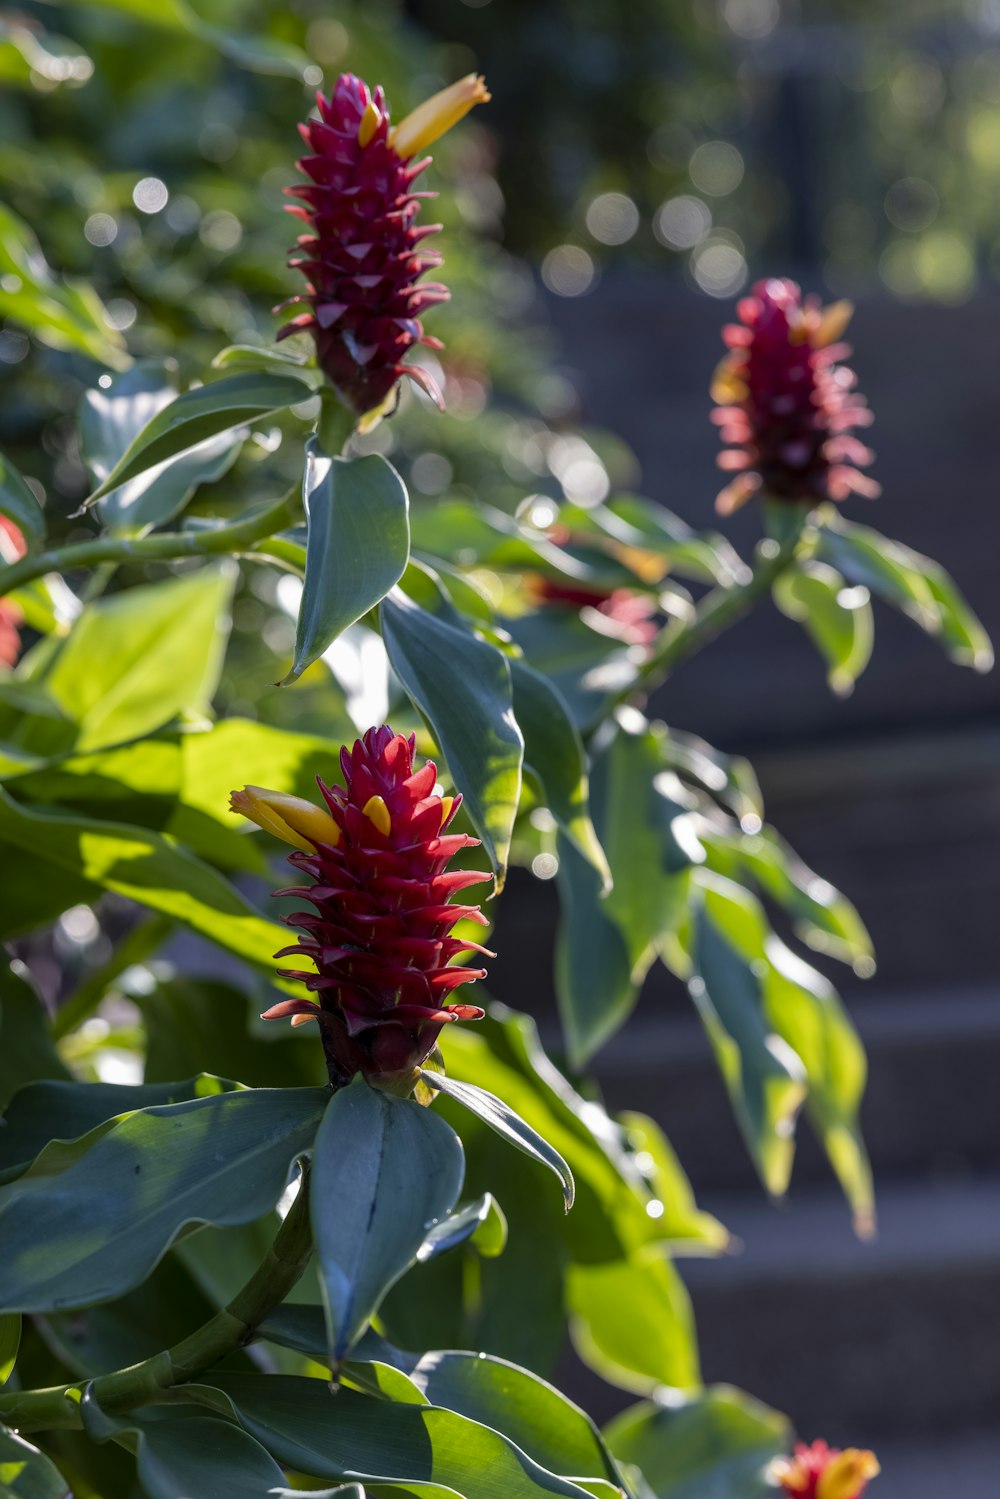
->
711, 278, 880, 515
233, 726, 490, 1088
532, 576, 659, 645
773, 1440, 880, 1499
277, 72, 489, 418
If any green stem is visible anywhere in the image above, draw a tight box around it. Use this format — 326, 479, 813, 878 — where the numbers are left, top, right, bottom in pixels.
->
0, 1167, 314, 1433
0, 491, 300, 599
619, 526, 806, 707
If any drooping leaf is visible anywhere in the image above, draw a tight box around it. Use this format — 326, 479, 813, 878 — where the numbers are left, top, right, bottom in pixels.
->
0, 1425, 71, 1497
510, 657, 609, 886
205, 1374, 602, 1499
420, 1069, 574, 1210
0, 791, 289, 972
566, 1251, 700, 1394
617, 1112, 729, 1255
418, 1192, 508, 1262
381, 587, 523, 885
312, 1079, 465, 1362
0, 449, 45, 550
604, 1386, 791, 1499
80, 362, 243, 535
774, 560, 874, 694
0, 1086, 326, 1312
83, 373, 312, 506
282, 446, 409, 685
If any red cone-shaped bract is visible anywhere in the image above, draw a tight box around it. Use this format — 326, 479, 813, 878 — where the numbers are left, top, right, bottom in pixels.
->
711, 278, 879, 514
0, 519, 25, 668
265, 725, 490, 1086
776, 1440, 879, 1499
277, 74, 450, 416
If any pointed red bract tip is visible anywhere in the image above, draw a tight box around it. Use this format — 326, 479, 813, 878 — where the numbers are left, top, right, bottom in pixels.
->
711, 278, 879, 513
266, 725, 490, 1086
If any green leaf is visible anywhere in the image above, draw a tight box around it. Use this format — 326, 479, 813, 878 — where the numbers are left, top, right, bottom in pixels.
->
17, 565, 235, 757
0, 1074, 240, 1180
554, 839, 635, 1072
0, 791, 288, 971
83, 373, 312, 506
599, 495, 751, 587
0, 450, 45, 550
0, 963, 70, 1113
381, 588, 523, 885
774, 560, 874, 694
0, 1087, 326, 1312
81, 362, 243, 535
420, 1069, 574, 1210
206, 1374, 600, 1499
282, 447, 410, 685
312, 1080, 465, 1362
567, 1251, 700, 1394
658, 726, 762, 830
0, 201, 127, 369
686, 872, 807, 1197
817, 513, 993, 671
0, 1425, 70, 1497
617, 1113, 729, 1255
510, 658, 609, 887
424, 1192, 508, 1261
0, 1315, 19, 1386
604, 1386, 791, 1499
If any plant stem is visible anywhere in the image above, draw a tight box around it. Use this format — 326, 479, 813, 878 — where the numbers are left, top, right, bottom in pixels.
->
618, 526, 806, 708
0, 492, 300, 599
0, 1167, 314, 1433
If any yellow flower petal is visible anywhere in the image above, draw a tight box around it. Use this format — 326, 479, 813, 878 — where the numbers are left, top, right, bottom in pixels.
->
389, 73, 491, 159
357, 97, 382, 148
816, 1450, 881, 1499
230, 786, 340, 852
362, 794, 392, 837
814, 299, 855, 348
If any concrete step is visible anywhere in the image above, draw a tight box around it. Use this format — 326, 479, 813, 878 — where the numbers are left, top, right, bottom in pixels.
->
680, 1175, 1000, 1440
857, 1431, 1000, 1499
590, 987, 1000, 1193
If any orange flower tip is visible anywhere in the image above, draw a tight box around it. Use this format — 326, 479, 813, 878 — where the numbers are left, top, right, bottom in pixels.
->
362, 793, 392, 837
230, 785, 341, 852
357, 97, 381, 148
389, 73, 491, 159
439, 794, 455, 824
290, 1012, 318, 1028
816, 1451, 880, 1499
814, 299, 854, 348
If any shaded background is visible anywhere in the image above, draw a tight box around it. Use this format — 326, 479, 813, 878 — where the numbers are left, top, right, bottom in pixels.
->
3, 0, 999, 1493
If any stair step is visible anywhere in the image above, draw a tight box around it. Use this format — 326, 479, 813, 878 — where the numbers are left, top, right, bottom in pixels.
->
858, 1432, 1000, 1499
679, 1176, 1000, 1438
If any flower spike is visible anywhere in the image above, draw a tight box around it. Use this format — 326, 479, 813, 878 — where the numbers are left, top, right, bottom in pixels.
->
278, 72, 489, 418
231, 726, 491, 1088
772, 1440, 880, 1499
711, 278, 880, 515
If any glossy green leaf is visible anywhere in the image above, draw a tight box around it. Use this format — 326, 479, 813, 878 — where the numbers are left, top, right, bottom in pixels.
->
0, 450, 45, 550
312, 1080, 465, 1362
686, 871, 807, 1197
282, 447, 409, 684
83, 373, 312, 506
0, 1315, 19, 1386
658, 725, 762, 829
0, 1086, 325, 1312
555, 837, 635, 1074
381, 587, 523, 884
599, 495, 751, 587
568, 1250, 699, 1393
0, 1425, 70, 1497
418, 1192, 508, 1261
604, 1386, 791, 1499
207, 1374, 599, 1499
0, 201, 127, 369
817, 513, 993, 671
408, 499, 591, 579
420, 1069, 574, 1210
81, 362, 243, 535
510, 657, 609, 886
503, 610, 642, 732
212, 343, 316, 378
0, 1074, 240, 1179
17, 565, 234, 757
774, 560, 874, 694
617, 1113, 729, 1255
0, 963, 70, 1113
0, 791, 289, 972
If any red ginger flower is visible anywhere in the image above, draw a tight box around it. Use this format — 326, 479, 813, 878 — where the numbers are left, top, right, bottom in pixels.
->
231, 726, 490, 1087
773, 1440, 880, 1499
711, 278, 880, 515
277, 72, 490, 418
0, 519, 26, 668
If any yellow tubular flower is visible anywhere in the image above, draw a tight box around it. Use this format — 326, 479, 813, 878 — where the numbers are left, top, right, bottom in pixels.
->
389, 73, 491, 159
229, 786, 341, 853
816, 1451, 881, 1499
